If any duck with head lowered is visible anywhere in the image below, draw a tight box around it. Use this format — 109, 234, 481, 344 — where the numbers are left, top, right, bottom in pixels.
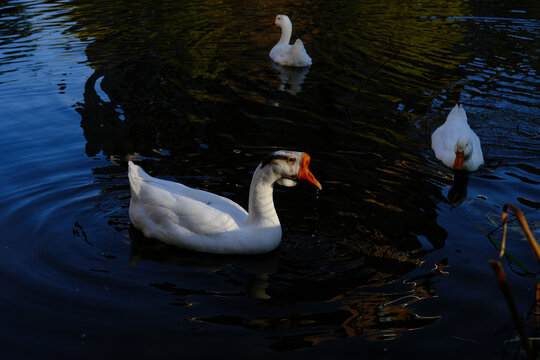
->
431, 104, 484, 172
128, 151, 322, 255
270, 14, 312, 67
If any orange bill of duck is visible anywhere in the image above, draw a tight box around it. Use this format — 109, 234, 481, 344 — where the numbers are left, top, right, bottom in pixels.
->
298, 153, 322, 190
453, 151, 464, 170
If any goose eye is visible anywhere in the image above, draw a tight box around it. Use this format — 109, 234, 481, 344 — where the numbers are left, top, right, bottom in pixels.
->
288, 157, 295, 164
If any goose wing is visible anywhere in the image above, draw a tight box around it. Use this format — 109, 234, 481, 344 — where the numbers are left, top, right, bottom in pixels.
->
128, 162, 248, 236
270, 44, 293, 65
132, 180, 245, 235
291, 39, 312, 66
431, 122, 458, 166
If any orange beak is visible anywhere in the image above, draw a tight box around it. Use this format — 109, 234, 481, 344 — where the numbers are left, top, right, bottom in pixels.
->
298, 153, 322, 190
453, 151, 464, 170
271, 20, 276, 26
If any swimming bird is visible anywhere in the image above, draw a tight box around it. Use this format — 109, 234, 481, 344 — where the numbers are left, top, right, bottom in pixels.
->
128, 151, 322, 254
431, 104, 484, 171
270, 14, 312, 67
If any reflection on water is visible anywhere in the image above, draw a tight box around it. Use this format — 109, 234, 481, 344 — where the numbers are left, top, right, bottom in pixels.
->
130, 226, 442, 348
272, 62, 310, 95
1, 0, 539, 358
193, 288, 441, 349
448, 171, 470, 205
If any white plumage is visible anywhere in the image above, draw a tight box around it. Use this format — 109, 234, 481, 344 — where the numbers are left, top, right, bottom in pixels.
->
128, 151, 321, 254
431, 104, 484, 172
270, 14, 312, 67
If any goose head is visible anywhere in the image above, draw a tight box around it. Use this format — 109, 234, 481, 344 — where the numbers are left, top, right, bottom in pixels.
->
272, 14, 292, 29
453, 135, 473, 170
260, 150, 321, 190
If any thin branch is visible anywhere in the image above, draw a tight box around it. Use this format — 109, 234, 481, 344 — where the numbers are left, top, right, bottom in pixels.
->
486, 207, 537, 238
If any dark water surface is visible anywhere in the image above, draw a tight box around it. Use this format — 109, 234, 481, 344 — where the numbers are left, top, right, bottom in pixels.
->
1, 0, 539, 358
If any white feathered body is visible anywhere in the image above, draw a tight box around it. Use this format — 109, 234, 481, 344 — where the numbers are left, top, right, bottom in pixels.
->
128, 162, 281, 254
431, 104, 484, 171
270, 39, 312, 67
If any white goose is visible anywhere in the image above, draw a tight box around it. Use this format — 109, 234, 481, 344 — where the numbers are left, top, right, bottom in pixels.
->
270, 14, 312, 67
431, 104, 484, 171
128, 151, 322, 254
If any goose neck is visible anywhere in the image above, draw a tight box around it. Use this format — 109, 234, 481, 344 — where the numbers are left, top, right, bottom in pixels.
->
277, 23, 292, 46
247, 165, 280, 227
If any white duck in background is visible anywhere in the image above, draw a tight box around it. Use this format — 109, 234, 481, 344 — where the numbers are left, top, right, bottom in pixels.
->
431, 104, 484, 172
270, 14, 312, 67
128, 151, 322, 255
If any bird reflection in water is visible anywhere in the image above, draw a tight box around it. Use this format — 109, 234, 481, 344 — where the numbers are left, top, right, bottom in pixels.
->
447, 170, 470, 205
272, 62, 310, 95
129, 225, 278, 300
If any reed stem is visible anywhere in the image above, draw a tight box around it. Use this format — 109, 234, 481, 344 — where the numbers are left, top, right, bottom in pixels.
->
490, 260, 534, 359
499, 204, 539, 261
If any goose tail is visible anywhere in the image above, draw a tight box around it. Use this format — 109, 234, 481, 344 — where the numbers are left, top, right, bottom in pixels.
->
447, 104, 467, 123
291, 39, 312, 66
128, 161, 150, 199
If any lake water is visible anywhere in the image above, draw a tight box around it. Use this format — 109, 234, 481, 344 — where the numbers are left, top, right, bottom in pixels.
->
1, 0, 539, 358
